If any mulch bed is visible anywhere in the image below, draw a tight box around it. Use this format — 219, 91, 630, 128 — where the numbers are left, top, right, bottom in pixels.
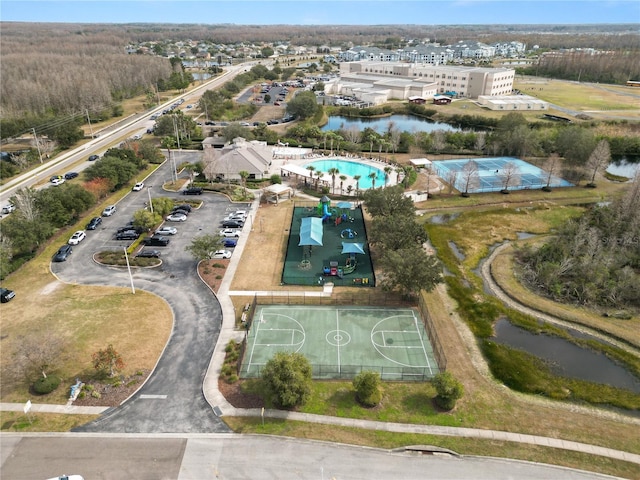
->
217, 378, 265, 409
72, 370, 150, 407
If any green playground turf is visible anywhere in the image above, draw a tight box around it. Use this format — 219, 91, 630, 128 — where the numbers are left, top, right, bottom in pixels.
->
281, 204, 375, 287
240, 305, 441, 381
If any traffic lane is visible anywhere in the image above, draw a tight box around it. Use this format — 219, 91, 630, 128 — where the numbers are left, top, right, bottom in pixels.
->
0, 434, 614, 480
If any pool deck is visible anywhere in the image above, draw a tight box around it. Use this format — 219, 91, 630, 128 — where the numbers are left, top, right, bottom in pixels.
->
270, 154, 400, 193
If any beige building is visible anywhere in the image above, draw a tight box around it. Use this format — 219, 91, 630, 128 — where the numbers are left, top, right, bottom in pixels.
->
202, 137, 272, 181
326, 61, 515, 102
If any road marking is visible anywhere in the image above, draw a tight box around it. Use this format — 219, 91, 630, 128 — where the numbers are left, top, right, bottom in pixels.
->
139, 394, 167, 399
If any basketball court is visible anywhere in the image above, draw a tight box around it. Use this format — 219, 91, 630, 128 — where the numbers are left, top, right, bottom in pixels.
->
240, 305, 441, 381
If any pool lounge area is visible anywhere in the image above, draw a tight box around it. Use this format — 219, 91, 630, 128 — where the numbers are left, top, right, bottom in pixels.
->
431, 157, 573, 193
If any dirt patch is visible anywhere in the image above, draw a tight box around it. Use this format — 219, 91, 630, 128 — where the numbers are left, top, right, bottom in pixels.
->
40, 281, 62, 295
217, 379, 264, 409
198, 259, 231, 293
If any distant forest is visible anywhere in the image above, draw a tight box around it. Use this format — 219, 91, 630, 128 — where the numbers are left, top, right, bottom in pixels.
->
1, 22, 638, 136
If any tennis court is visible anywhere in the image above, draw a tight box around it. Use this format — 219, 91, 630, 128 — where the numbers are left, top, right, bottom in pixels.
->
239, 305, 441, 381
431, 157, 573, 193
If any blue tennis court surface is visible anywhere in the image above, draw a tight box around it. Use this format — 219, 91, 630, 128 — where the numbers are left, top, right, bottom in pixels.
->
431, 157, 573, 193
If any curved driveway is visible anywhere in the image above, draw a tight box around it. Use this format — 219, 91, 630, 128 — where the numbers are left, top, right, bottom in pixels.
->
54, 155, 232, 433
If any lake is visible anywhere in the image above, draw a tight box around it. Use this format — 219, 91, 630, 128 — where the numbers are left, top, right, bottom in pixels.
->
322, 114, 461, 134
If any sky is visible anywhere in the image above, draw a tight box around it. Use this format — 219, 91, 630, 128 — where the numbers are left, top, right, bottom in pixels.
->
1, 0, 639, 25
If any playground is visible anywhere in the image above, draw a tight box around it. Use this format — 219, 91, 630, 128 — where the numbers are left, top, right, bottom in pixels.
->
281, 199, 375, 286
240, 305, 441, 381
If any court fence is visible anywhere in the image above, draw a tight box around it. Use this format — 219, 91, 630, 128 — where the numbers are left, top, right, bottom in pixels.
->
237, 291, 447, 380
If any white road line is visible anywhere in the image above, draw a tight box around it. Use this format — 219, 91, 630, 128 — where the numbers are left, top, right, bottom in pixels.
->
139, 394, 167, 399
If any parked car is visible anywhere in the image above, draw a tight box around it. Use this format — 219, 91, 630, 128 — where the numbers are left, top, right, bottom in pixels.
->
136, 249, 161, 258
64, 171, 79, 180
166, 213, 187, 222
172, 204, 192, 213
182, 187, 203, 195
51, 177, 65, 186
219, 229, 240, 238
0, 287, 16, 303
132, 182, 144, 191
116, 224, 145, 234
155, 226, 177, 235
102, 205, 116, 216
233, 210, 248, 218
223, 238, 238, 248
50, 175, 63, 182
1, 204, 16, 214
211, 250, 232, 259
115, 230, 139, 241
86, 216, 102, 230
222, 220, 243, 228
87, 154, 99, 161
68, 230, 86, 245
52, 244, 73, 262
144, 235, 170, 246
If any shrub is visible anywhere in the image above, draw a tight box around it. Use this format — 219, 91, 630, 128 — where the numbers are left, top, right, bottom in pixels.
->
432, 372, 464, 410
353, 370, 382, 407
261, 351, 312, 408
32, 375, 61, 395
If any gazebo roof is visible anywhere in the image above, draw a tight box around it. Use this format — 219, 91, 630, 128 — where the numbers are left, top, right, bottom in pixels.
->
299, 217, 324, 246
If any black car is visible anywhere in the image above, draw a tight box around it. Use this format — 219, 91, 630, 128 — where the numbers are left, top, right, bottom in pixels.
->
143, 235, 170, 246
182, 187, 203, 195
64, 171, 79, 180
136, 249, 161, 258
172, 208, 190, 217
0, 287, 16, 303
115, 230, 140, 240
172, 204, 193, 213
222, 220, 244, 228
116, 225, 145, 234
87, 154, 99, 161
86, 216, 102, 230
52, 244, 73, 262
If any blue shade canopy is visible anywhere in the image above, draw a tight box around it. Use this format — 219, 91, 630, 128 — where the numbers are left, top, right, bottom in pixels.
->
337, 201, 353, 209
299, 217, 324, 246
341, 242, 365, 254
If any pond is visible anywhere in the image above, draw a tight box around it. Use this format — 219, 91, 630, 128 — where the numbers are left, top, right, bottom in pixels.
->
606, 158, 640, 179
493, 319, 640, 394
322, 114, 462, 134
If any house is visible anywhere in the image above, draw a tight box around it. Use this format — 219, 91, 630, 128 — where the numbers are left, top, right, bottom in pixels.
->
433, 95, 452, 105
202, 137, 272, 181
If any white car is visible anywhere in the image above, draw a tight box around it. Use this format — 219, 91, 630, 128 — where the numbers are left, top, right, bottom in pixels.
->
166, 213, 187, 222
211, 249, 232, 259
132, 182, 144, 191
51, 177, 65, 186
68, 230, 86, 245
156, 226, 177, 235
233, 210, 248, 218
102, 205, 116, 216
1, 204, 15, 214
219, 229, 240, 238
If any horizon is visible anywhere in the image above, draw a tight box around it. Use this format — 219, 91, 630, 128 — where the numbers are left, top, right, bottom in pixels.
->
1, 1, 639, 26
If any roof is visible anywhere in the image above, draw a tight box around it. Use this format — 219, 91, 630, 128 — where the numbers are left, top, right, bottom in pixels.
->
410, 158, 432, 166
299, 217, 323, 246
265, 184, 292, 195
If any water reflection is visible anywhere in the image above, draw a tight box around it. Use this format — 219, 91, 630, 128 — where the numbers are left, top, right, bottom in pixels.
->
493, 319, 640, 393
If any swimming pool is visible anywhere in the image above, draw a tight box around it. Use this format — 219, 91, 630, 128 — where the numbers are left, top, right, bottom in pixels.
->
431, 157, 573, 193
303, 159, 386, 189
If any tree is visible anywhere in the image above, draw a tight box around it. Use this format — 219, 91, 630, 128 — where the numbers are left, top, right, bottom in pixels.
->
92, 344, 125, 378
133, 209, 161, 231
222, 123, 253, 143
339, 175, 347, 195
186, 234, 224, 260
497, 161, 521, 193
305, 165, 315, 187
12, 333, 68, 381
585, 139, 611, 187
261, 351, 312, 408
363, 185, 415, 218
286, 91, 319, 120
368, 171, 378, 189
542, 153, 561, 191
383, 166, 393, 187
353, 175, 361, 195
239, 170, 249, 197
432, 372, 464, 410
380, 245, 443, 299
328, 167, 340, 194
459, 160, 479, 196
150, 196, 175, 217
353, 370, 382, 407
369, 216, 428, 252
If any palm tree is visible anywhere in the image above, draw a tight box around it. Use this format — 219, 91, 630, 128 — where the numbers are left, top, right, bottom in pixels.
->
306, 165, 315, 186
328, 167, 340, 194
239, 170, 249, 197
314, 170, 324, 190
353, 174, 361, 195
368, 171, 378, 189
339, 175, 347, 195
383, 166, 392, 187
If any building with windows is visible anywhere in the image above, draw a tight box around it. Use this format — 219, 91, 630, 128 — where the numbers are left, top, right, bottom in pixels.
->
477, 94, 549, 111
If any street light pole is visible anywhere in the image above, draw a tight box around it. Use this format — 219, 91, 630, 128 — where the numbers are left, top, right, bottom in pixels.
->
147, 186, 153, 214
123, 247, 135, 294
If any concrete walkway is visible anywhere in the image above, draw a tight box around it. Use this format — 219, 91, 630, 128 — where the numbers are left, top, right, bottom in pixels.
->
4, 193, 640, 467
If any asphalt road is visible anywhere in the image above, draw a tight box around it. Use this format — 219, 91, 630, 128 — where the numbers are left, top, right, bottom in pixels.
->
1, 434, 620, 480
52, 154, 237, 433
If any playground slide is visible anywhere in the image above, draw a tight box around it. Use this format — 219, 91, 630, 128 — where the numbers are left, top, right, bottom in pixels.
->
321, 203, 332, 221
